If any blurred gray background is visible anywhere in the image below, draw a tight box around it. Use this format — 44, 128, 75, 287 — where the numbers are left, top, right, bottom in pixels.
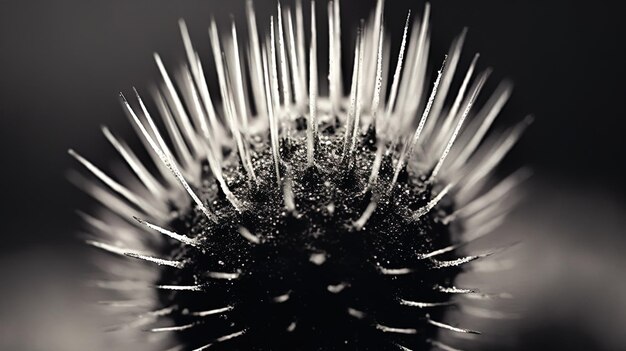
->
0, 0, 625, 350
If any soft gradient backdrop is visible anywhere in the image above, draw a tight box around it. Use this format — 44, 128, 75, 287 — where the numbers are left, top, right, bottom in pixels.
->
1, 0, 624, 350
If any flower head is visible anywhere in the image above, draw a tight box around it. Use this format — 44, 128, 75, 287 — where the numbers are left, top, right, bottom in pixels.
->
71, 0, 529, 349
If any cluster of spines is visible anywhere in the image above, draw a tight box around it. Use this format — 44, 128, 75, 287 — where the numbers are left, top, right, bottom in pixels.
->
70, 0, 530, 350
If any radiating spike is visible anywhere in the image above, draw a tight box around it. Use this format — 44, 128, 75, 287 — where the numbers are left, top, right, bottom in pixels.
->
428, 28, 468, 132
86, 240, 141, 257
408, 56, 447, 155
428, 339, 465, 351
153, 90, 196, 173
365, 0, 384, 109
70, 172, 140, 222
97, 300, 151, 308
133, 216, 198, 246
277, 3, 292, 106
238, 226, 261, 244
378, 267, 413, 275
135, 87, 186, 165
206, 271, 240, 280
463, 291, 514, 300
353, 200, 378, 230
328, 0, 343, 111
105, 306, 176, 332
430, 252, 491, 268
122, 101, 180, 185
192, 329, 247, 351
462, 212, 507, 242
426, 316, 480, 334
269, 17, 282, 115
384, 11, 411, 118
430, 70, 489, 180
209, 20, 256, 186
229, 20, 251, 132
283, 166, 297, 211
204, 142, 245, 212
417, 244, 459, 259
121, 93, 218, 223
310, 252, 327, 265
125, 252, 184, 268
273, 291, 291, 303
164, 345, 185, 351
461, 305, 520, 319
327, 282, 349, 293
391, 56, 446, 185
179, 17, 215, 128
190, 306, 233, 317
143, 306, 177, 317
154, 54, 202, 156
349, 26, 365, 157
78, 211, 113, 234
246, 0, 268, 119
177, 64, 212, 144
366, 140, 385, 188
102, 127, 164, 197
295, 0, 306, 95
328, 1, 337, 112
286, 8, 305, 107
150, 323, 197, 332
179, 20, 219, 142
429, 54, 480, 152
456, 168, 531, 219
307, 1, 318, 167
434, 285, 478, 294
191, 53, 223, 143
392, 22, 418, 113
413, 184, 452, 221
460, 115, 534, 194
399, 299, 453, 308
375, 324, 417, 334
341, 35, 362, 159
395, 344, 413, 351
370, 22, 385, 129
69, 149, 166, 217
156, 284, 203, 291
388, 138, 409, 190
451, 81, 512, 169
87, 279, 150, 290
347, 307, 366, 319
261, 46, 282, 184
179, 19, 199, 77
396, 4, 430, 123
471, 258, 515, 272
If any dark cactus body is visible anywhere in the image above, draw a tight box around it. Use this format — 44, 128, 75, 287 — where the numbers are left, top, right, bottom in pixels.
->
158, 125, 460, 350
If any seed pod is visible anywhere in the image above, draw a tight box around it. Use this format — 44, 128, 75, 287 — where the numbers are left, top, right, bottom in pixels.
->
71, 1, 530, 350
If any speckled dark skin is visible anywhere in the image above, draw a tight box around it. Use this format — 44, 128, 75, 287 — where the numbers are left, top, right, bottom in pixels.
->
157, 120, 460, 350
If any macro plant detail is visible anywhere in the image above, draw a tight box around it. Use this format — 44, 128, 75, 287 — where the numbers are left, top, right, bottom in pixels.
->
70, 0, 529, 350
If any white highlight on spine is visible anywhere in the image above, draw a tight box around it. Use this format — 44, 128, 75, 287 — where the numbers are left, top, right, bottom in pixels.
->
121, 91, 217, 223
133, 216, 198, 246
426, 315, 480, 334
428, 339, 465, 351
413, 184, 452, 220
238, 226, 261, 244
399, 299, 453, 308
190, 306, 233, 317
125, 252, 184, 268
376, 324, 418, 335
157, 284, 203, 291
150, 323, 196, 332
192, 329, 247, 351
378, 267, 414, 275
